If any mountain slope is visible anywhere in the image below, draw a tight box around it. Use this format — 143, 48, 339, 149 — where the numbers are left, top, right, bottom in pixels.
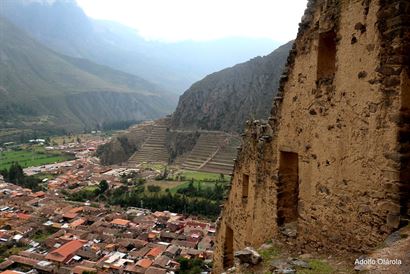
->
0, 0, 279, 92
0, 17, 175, 141
170, 42, 293, 133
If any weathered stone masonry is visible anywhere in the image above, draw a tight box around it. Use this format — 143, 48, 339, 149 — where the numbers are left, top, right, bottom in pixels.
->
214, 0, 410, 272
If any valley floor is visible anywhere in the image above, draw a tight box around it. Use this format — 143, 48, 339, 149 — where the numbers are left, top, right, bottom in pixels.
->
0, 132, 230, 273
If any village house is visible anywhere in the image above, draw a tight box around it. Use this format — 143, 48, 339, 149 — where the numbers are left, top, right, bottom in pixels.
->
45, 239, 86, 264
0, 163, 215, 274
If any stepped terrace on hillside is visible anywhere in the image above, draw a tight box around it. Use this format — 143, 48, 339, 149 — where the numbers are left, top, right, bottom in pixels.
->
128, 118, 170, 164
181, 132, 240, 175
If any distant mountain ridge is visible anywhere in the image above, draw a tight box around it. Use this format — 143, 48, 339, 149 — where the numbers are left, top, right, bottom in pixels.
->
0, 0, 280, 93
0, 17, 174, 142
171, 41, 293, 133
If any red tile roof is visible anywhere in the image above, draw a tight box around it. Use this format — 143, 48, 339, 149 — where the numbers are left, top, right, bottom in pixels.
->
111, 218, 130, 226
186, 221, 207, 229
0, 259, 14, 270
146, 247, 163, 258
72, 265, 97, 274
63, 212, 78, 219
69, 207, 84, 213
148, 232, 157, 239
145, 267, 167, 274
70, 218, 86, 228
45, 239, 85, 263
16, 213, 31, 220
8, 255, 54, 271
136, 258, 153, 268
33, 191, 45, 197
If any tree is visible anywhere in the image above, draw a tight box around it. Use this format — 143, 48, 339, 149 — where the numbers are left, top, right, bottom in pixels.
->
219, 173, 225, 182
6, 162, 24, 183
147, 185, 161, 193
163, 166, 169, 178
186, 179, 196, 195
177, 257, 205, 274
0, 162, 42, 191
134, 185, 145, 194
45, 137, 51, 146
99, 180, 109, 194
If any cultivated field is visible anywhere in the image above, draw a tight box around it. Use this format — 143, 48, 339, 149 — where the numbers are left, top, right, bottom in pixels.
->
143, 169, 231, 194
0, 146, 74, 170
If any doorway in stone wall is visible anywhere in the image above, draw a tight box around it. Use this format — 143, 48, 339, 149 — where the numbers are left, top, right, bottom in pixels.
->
223, 225, 234, 268
277, 151, 299, 228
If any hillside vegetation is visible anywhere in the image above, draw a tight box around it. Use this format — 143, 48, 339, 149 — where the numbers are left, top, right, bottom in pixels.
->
0, 17, 175, 142
1, 0, 279, 93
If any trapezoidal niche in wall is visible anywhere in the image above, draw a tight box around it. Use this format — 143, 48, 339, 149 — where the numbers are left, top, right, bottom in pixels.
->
317, 30, 337, 80
277, 151, 300, 227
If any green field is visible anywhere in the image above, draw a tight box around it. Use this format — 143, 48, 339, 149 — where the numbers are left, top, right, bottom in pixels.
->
0, 146, 74, 170
141, 163, 167, 172
32, 172, 58, 181
144, 179, 220, 194
169, 180, 218, 194
178, 170, 230, 181
83, 185, 99, 192
143, 169, 230, 194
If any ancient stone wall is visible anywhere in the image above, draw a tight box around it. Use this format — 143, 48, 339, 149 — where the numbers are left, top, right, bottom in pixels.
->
214, 0, 410, 273
378, 0, 410, 228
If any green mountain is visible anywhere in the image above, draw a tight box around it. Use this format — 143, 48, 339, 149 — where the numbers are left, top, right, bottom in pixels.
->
0, 17, 176, 142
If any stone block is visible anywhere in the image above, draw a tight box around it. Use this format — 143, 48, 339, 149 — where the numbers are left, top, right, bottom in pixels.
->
386, 213, 400, 228
234, 247, 262, 265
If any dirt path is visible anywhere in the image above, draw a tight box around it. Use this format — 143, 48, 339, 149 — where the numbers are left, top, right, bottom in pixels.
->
361, 226, 410, 274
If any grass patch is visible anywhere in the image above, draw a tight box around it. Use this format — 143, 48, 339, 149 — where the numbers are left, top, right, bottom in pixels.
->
145, 180, 186, 191
50, 133, 100, 146
32, 230, 54, 242
178, 170, 230, 181
297, 259, 334, 274
259, 245, 281, 262
67, 185, 100, 202
33, 172, 57, 181
141, 163, 166, 172
169, 181, 218, 194
3, 246, 27, 257
0, 146, 74, 170
83, 185, 99, 192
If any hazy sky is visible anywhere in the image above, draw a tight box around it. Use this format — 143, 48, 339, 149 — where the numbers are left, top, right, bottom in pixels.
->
76, 0, 308, 43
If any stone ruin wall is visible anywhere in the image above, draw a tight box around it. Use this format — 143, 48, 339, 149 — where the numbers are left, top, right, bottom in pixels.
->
214, 0, 410, 273
381, 0, 410, 226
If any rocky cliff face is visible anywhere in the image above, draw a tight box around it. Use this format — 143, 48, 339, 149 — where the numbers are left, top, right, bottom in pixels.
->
170, 42, 292, 133
97, 122, 154, 165
96, 42, 292, 166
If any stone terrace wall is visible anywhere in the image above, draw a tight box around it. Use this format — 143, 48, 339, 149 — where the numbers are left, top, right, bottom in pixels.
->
214, 0, 410, 273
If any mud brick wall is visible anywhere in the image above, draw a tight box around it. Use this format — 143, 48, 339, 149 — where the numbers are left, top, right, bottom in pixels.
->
214, 0, 410, 273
